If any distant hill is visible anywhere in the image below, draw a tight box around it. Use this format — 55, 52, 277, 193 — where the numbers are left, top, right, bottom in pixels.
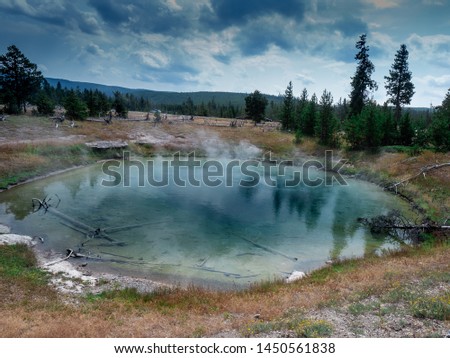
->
45, 78, 283, 107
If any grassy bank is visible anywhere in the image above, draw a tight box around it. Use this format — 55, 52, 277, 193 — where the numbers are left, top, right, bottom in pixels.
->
0, 114, 448, 337
0, 242, 448, 337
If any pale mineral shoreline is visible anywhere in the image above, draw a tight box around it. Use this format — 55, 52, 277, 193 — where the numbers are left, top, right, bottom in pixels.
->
0, 224, 170, 296
0, 222, 307, 297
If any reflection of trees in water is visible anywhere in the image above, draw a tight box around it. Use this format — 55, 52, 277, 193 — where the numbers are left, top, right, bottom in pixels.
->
330, 188, 386, 260
362, 230, 385, 256
0, 185, 47, 220
330, 190, 350, 260
272, 184, 329, 231
239, 185, 258, 202
88, 169, 101, 188
63, 175, 85, 199
0, 169, 98, 222
273, 189, 282, 217
304, 188, 328, 231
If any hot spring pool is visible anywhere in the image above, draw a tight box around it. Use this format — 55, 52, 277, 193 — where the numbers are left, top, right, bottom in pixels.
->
0, 157, 412, 288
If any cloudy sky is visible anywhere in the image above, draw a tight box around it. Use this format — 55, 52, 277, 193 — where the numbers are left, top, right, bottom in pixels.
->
1, 0, 449, 107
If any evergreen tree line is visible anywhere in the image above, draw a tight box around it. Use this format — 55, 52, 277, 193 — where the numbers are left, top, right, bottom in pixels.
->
1, 43, 448, 151
34, 82, 255, 120
278, 82, 449, 152
0, 45, 252, 119
34, 81, 148, 119
277, 35, 449, 151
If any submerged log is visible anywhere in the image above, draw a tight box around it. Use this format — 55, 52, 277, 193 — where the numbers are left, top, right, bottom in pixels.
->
32, 195, 122, 245
103, 221, 168, 233
193, 265, 259, 279
46, 206, 115, 242
238, 236, 298, 262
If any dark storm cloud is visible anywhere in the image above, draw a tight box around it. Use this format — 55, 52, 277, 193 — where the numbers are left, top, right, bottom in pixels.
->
88, 0, 193, 36
0, 0, 66, 27
88, 0, 129, 24
235, 17, 296, 56
0, 0, 102, 35
198, 0, 307, 57
202, 0, 306, 30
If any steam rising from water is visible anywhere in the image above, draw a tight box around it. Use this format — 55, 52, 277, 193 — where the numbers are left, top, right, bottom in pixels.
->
194, 130, 262, 159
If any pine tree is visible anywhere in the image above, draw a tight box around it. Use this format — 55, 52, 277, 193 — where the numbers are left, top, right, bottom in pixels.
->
295, 88, 308, 131
64, 90, 88, 120
0, 45, 44, 113
362, 103, 382, 148
281, 81, 295, 130
55, 81, 63, 106
113, 91, 128, 118
245, 90, 268, 124
385, 44, 415, 123
430, 89, 450, 151
335, 97, 349, 127
316, 89, 336, 146
302, 93, 318, 136
35, 90, 55, 115
345, 113, 365, 150
349, 34, 378, 116
398, 112, 414, 146
380, 104, 397, 145
183, 96, 194, 115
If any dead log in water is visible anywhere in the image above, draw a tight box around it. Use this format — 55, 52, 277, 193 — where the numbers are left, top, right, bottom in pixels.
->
238, 236, 298, 262
358, 210, 449, 242
102, 220, 169, 233
193, 265, 259, 279
32, 196, 122, 244
46, 206, 116, 242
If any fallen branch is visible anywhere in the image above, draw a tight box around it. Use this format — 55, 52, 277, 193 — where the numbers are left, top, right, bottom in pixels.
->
238, 235, 298, 262
386, 163, 450, 193
44, 249, 74, 266
359, 210, 449, 243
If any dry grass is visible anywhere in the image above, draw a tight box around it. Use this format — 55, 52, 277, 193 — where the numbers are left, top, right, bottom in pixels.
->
350, 149, 450, 220
0, 243, 448, 337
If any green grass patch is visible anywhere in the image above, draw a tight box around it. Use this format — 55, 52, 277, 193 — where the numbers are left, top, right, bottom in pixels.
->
247, 277, 285, 294
308, 259, 359, 284
0, 244, 48, 285
85, 285, 219, 314
87, 287, 163, 303
0, 142, 127, 190
0, 170, 39, 189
